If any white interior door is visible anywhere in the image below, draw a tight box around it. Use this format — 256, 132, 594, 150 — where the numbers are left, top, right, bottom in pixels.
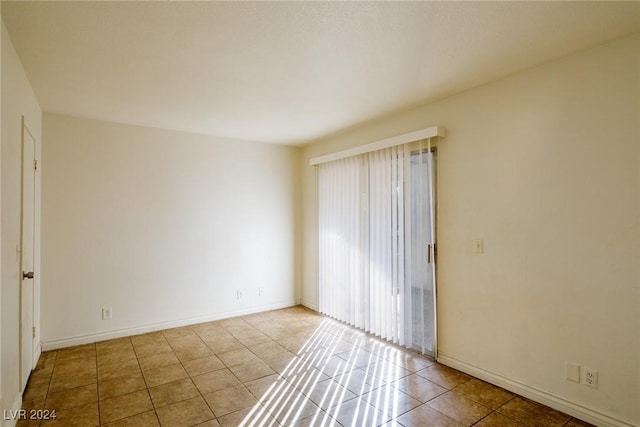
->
20, 117, 37, 391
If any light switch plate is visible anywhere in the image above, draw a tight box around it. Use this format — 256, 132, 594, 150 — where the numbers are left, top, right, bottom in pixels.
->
565, 362, 580, 383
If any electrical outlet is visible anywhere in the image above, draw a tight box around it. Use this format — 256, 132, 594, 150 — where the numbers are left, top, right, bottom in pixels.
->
584, 368, 598, 388
474, 239, 484, 254
237, 290, 243, 300
102, 307, 112, 320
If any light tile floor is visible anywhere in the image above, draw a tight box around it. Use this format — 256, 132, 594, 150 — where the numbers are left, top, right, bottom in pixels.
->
18, 306, 593, 426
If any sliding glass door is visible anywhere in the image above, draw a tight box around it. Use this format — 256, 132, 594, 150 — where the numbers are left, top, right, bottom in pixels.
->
318, 140, 437, 358
408, 149, 436, 356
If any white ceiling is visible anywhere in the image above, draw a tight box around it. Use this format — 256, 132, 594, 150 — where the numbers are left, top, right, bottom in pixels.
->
2, 1, 639, 145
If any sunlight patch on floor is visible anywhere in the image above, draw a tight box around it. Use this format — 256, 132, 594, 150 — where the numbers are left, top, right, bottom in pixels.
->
240, 318, 417, 426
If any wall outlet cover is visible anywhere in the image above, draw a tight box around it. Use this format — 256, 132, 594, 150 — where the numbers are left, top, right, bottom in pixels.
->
584, 368, 598, 389
565, 362, 580, 383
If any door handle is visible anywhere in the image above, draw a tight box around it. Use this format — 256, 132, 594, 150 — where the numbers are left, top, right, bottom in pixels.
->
23, 271, 34, 279
426, 244, 436, 264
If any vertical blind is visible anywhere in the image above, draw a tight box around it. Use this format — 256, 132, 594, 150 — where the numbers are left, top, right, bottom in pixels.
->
318, 139, 436, 354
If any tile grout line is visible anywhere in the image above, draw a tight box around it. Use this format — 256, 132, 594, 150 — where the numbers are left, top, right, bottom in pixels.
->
127, 336, 162, 427
213, 319, 287, 423
226, 325, 292, 424
172, 325, 221, 426
43, 350, 57, 427
93, 343, 101, 427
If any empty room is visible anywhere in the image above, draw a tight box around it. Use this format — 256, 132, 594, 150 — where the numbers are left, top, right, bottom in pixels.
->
1, 1, 638, 427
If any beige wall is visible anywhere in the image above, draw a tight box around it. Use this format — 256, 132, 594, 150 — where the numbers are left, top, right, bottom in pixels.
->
1, 22, 43, 425
301, 35, 639, 426
41, 114, 301, 348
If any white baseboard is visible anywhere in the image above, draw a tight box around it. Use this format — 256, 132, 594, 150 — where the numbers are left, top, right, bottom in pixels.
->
1, 393, 22, 427
300, 298, 318, 311
42, 300, 298, 351
438, 354, 637, 427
